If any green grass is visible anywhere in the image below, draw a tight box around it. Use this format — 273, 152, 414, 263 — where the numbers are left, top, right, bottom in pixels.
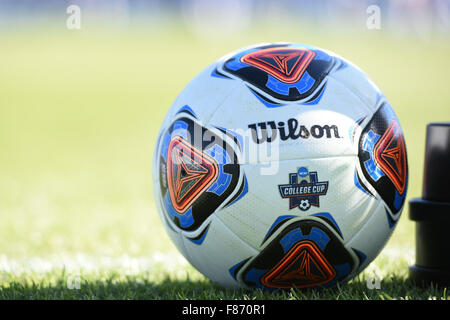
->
0, 268, 448, 300
0, 24, 449, 299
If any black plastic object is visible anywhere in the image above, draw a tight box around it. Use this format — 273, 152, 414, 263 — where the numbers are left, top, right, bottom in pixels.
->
409, 122, 450, 287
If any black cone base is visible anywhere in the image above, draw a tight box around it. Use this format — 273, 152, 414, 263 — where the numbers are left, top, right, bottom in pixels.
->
409, 123, 450, 288
409, 265, 450, 287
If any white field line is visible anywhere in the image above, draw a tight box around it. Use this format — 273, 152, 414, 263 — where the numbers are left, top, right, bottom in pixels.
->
0, 252, 189, 276
0, 247, 414, 278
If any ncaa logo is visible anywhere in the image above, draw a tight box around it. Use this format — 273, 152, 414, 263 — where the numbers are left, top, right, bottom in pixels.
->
298, 167, 309, 179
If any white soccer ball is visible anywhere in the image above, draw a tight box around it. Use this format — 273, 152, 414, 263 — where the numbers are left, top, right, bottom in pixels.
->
152, 43, 408, 289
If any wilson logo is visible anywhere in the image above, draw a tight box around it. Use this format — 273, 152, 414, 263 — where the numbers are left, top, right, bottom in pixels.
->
248, 119, 341, 144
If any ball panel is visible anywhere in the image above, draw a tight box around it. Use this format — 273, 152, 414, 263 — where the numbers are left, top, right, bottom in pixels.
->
216, 156, 380, 251
345, 200, 395, 275
327, 54, 383, 113
215, 188, 277, 251
358, 101, 408, 218
207, 76, 372, 164
155, 111, 245, 232
157, 62, 241, 134
235, 216, 359, 290
182, 215, 259, 288
153, 180, 191, 259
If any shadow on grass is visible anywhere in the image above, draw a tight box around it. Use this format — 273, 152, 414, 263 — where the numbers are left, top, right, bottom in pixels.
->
1, 273, 447, 300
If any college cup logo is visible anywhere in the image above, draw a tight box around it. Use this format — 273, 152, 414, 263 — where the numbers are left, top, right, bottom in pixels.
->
278, 167, 329, 211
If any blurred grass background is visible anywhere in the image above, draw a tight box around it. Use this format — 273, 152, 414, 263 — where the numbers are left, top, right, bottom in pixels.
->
0, 2, 450, 299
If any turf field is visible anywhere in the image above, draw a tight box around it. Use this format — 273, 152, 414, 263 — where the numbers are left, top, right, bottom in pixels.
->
0, 25, 449, 300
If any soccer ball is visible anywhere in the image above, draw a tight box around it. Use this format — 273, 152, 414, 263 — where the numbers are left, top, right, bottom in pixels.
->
152, 43, 408, 289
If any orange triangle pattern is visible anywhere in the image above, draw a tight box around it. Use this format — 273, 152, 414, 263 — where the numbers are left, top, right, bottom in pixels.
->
166, 136, 218, 213
373, 120, 407, 194
261, 240, 336, 289
241, 47, 316, 84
